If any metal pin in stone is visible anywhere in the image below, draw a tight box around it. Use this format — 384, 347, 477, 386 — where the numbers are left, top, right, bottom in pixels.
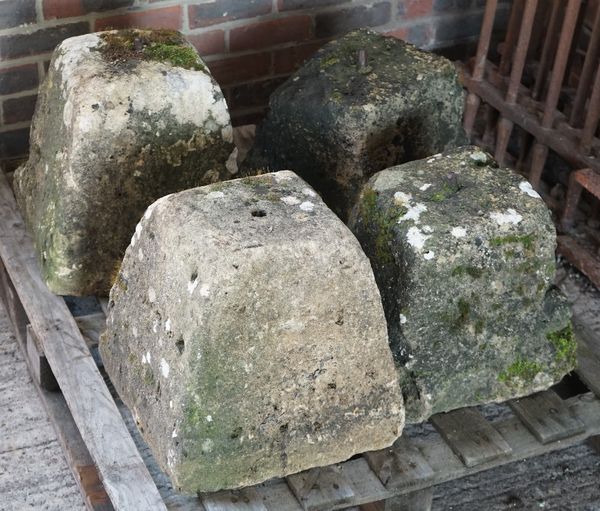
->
357, 49, 372, 74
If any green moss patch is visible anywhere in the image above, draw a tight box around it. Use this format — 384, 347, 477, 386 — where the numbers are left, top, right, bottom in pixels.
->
490, 233, 535, 251
360, 188, 406, 264
499, 358, 543, 385
547, 322, 577, 369
98, 29, 205, 71
452, 265, 484, 279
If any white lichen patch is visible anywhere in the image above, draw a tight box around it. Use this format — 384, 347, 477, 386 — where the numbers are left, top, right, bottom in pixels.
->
490, 208, 523, 226
419, 183, 432, 191
160, 358, 170, 378
399, 202, 427, 223
148, 287, 156, 303
188, 277, 199, 295
138, 248, 144, 261
206, 191, 225, 200
172, 430, 178, 438
132, 326, 138, 337
302, 188, 317, 197
202, 439, 214, 453
406, 226, 430, 251
273, 170, 294, 182
153, 320, 159, 333
165, 318, 171, 332
393, 191, 412, 205
299, 201, 315, 212
469, 150, 488, 164
451, 226, 467, 238
519, 181, 541, 199
422, 225, 433, 233
281, 195, 300, 206
206, 415, 213, 422
423, 250, 435, 260
199, 283, 210, 297
400, 314, 407, 324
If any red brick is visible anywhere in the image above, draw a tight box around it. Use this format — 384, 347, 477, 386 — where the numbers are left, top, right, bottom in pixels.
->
207, 53, 271, 86
272, 41, 323, 75
0, 64, 39, 95
43, 0, 84, 19
0, 0, 36, 29
0, 22, 89, 59
385, 27, 409, 42
187, 30, 226, 57
0, 128, 30, 159
229, 77, 287, 110
315, 2, 391, 38
188, 0, 271, 29
3, 95, 38, 125
95, 6, 182, 31
231, 110, 265, 127
405, 0, 433, 17
278, 0, 349, 11
230, 16, 312, 52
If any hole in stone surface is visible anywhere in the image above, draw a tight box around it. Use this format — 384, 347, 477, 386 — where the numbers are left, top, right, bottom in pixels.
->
190, 270, 198, 282
175, 336, 185, 355
251, 209, 267, 217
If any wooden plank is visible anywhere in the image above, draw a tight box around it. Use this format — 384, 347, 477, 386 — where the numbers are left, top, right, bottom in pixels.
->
508, 390, 586, 444
430, 408, 512, 467
287, 466, 355, 511
364, 437, 434, 490
27, 325, 59, 390
254, 481, 303, 511
380, 488, 433, 511
0, 172, 166, 510
0, 258, 27, 345
202, 487, 267, 511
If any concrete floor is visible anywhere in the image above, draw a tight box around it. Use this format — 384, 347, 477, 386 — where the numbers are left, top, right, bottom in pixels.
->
0, 264, 600, 510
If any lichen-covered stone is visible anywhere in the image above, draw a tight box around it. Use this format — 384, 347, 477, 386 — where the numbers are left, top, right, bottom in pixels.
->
14, 29, 236, 296
99, 171, 404, 493
243, 29, 466, 221
348, 147, 574, 423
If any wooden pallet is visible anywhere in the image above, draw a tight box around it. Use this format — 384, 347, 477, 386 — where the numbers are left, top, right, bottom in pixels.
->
1, 170, 600, 511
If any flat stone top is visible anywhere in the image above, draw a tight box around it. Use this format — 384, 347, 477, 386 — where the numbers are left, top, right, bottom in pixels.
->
144, 170, 349, 249
273, 29, 458, 108
368, 146, 555, 240
54, 30, 231, 140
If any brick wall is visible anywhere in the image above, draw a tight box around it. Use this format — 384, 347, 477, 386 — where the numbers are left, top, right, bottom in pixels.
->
0, 0, 510, 167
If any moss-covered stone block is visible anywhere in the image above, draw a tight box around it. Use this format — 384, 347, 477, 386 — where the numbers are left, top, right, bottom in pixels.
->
348, 147, 574, 422
99, 171, 404, 493
243, 29, 466, 221
13, 29, 236, 296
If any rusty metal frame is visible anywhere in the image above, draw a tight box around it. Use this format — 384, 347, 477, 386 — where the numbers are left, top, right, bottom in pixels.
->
462, 0, 600, 288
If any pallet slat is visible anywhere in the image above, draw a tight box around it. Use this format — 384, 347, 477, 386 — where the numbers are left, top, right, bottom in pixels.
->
364, 437, 434, 490
509, 390, 586, 444
0, 172, 166, 511
287, 466, 354, 511
430, 408, 512, 467
202, 488, 267, 511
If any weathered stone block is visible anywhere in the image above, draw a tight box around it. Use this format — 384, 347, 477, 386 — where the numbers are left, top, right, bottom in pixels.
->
14, 29, 236, 296
244, 29, 466, 221
99, 171, 404, 493
349, 147, 575, 423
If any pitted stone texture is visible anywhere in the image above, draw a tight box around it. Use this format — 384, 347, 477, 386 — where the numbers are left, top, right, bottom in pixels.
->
14, 30, 235, 296
349, 147, 574, 423
243, 29, 466, 221
99, 171, 404, 493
